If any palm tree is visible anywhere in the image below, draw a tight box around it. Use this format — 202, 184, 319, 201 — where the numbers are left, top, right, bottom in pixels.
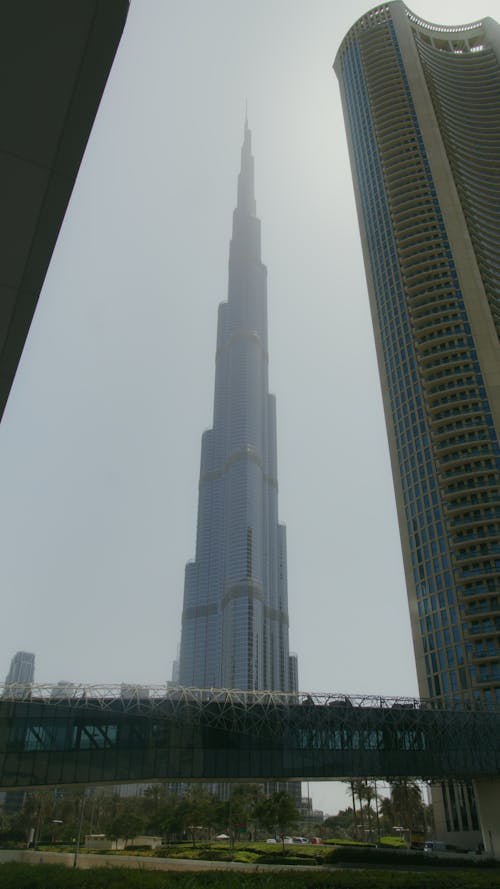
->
344, 780, 370, 839
352, 781, 371, 839
362, 782, 379, 841
390, 780, 425, 836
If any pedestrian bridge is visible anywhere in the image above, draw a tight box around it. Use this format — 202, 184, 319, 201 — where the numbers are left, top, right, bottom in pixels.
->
1, 685, 499, 790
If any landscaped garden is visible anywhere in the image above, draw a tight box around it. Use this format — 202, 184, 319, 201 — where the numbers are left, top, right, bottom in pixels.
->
2, 781, 498, 885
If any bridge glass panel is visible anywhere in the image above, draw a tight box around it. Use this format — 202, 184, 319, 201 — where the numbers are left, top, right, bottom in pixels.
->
0, 695, 499, 788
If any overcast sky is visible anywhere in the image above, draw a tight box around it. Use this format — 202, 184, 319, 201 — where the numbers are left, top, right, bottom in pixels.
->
1, 0, 498, 813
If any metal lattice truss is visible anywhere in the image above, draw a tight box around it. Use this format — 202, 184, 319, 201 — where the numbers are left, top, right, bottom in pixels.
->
1, 683, 498, 732
0, 682, 461, 711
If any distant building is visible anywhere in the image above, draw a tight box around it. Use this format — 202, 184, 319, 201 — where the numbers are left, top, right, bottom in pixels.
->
50, 681, 74, 699
170, 658, 180, 685
2, 651, 35, 812
120, 684, 150, 700
175, 120, 297, 694
5, 651, 35, 688
298, 795, 325, 829
289, 654, 299, 696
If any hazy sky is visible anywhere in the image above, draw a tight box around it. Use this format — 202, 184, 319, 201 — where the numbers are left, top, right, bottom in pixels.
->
1, 0, 498, 814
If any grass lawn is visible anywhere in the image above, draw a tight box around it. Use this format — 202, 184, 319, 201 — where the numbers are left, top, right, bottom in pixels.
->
2, 862, 500, 889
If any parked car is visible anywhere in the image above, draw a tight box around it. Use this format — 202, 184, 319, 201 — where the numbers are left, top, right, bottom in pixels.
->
424, 841, 448, 853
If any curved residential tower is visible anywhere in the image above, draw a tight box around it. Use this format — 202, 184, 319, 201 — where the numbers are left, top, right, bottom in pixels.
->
177, 122, 297, 696
335, 2, 500, 852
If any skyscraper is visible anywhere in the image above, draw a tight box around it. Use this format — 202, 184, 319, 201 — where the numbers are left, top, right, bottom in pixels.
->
4, 651, 35, 687
176, 121, 296, 696
335, 2, 500, 847
1, 651, 35, 813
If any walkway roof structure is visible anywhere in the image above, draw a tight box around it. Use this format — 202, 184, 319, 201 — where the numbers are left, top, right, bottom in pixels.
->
1, 685, 499, 789
0, 0, 129, 420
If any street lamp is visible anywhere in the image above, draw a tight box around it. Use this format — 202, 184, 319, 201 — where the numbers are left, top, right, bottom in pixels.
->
51, 820, 63, 846
73, 795, 86, 868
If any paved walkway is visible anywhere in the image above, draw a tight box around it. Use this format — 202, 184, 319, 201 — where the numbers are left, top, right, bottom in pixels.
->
0, 848, 320, 873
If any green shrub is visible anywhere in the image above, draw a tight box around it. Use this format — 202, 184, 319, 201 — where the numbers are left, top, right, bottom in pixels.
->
324, 845, 500, 869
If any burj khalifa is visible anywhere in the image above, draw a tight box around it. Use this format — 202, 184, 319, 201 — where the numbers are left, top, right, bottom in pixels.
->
176, 120, 297, 694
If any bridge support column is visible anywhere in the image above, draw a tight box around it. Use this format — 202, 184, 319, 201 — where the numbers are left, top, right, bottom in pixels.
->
473, 779, 500, 859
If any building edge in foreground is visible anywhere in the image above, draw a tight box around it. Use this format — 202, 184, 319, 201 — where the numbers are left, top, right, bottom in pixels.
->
334, 1, 500, 852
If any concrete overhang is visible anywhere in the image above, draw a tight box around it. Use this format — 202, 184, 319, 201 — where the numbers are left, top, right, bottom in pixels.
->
0, 0, 129, 420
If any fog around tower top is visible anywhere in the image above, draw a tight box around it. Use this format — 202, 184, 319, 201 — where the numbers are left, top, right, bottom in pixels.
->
0, 0, 496, 740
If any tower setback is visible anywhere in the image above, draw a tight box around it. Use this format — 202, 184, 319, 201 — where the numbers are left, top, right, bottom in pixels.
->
177, 122, 296, 695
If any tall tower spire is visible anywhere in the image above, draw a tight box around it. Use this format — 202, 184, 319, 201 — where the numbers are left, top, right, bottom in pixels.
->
235, 116, 257, 223
176, 127, 296, 694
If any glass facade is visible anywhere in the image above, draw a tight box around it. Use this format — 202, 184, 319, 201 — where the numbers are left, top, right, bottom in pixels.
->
177, 123, 296, 693
335, 0, 500, 842
335, 0, 500, 711
1, 690, 497, 790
